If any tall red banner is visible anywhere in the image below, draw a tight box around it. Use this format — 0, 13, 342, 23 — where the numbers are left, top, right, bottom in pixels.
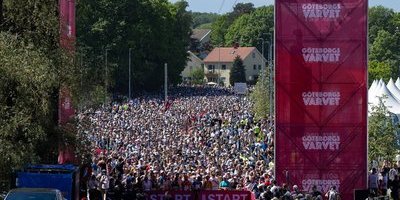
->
58, 0, 76, 125
59, 0, 76, 50
275, 0, 367, 199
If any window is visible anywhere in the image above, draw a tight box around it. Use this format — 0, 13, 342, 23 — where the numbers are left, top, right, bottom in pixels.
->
253, 65, 257, 70
208, 65, 215, 73
222, 65, 226, 70
252, 52, 256, 58
258, 65, 262, 70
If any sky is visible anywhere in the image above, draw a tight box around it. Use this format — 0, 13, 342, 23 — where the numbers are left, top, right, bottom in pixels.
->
168, 0, 400, 14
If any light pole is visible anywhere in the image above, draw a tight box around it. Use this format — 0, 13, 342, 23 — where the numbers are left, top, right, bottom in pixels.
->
268, 34, 273, 117
165, 63, 168, 102
218, 44, 221, 85
105, 48, 110, 104
257, 38, 265, 79
261, 33, 274, 117
129, 48, 132, 99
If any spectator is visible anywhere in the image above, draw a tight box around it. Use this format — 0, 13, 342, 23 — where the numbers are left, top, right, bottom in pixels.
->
369, 168, 379, 196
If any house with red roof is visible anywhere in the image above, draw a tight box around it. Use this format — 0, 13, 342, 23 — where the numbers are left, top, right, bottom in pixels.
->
203, 47, 267, 86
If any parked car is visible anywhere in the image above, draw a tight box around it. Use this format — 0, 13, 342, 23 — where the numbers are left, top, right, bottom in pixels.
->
5, 188, 66, 200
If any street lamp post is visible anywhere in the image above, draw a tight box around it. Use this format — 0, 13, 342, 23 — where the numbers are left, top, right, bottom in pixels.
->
105, 48, 110, 104
129, 48, 132, 99
165, 63, 168, 102
260, 33, 274, 118
268, 34, 273, 117
257, 38, 265, 80
218, 44, 221, 85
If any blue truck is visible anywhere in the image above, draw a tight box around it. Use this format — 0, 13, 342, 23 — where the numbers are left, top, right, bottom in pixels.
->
15, 165, 80, 200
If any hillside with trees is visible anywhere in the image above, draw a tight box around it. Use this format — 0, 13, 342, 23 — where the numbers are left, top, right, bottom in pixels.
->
77, 0, 192, 94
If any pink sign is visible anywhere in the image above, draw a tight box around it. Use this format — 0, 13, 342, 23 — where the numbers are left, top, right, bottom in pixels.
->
145, 190, 253, 200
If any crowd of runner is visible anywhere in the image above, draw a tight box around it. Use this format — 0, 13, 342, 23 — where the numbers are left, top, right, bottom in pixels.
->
77, 86, 337, 200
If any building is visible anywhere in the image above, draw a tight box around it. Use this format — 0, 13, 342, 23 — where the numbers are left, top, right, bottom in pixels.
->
203, 47, 267, 86
180, 51, 204, 83
190, 29, 212, 59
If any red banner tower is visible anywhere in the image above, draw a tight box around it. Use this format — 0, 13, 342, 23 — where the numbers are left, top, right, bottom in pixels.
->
58, 0, 76, 125
275, 0, 368, 199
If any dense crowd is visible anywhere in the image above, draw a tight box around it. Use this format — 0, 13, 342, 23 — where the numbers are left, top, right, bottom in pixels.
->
367, 160, 400, 200
77, 86, 337, 200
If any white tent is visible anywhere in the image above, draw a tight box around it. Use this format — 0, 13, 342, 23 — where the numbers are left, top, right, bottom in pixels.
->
396, 77, 400, 89
387, 78, 400, 102
368, 80, 378, 101
370, 80, 400, 114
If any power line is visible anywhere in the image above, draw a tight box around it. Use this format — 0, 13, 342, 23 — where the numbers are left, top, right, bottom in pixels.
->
218, 0, 226, 13
232, 0, 238, 10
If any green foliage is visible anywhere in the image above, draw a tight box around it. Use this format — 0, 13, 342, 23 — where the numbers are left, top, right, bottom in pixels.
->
1, 0, 59, 51
368, 96, 400, 162
0, 1, 88, 183
228, 3, 255, 21
250, 71, 271, 120
77, 0, 192, 93
369, 30, 400, 78
197, 22, 213, 29
0, 33, 57, 172
211, 15, 230, 45
229, 56, 246, 85
368, 6, 400, 79
369, 6, 396, 44
210, 3, 255, 46
189, 68, 205, 85
191, 12, 219, 28
370, 30, 399, 61
368, 60, 392, 86
225, 6, 274, 48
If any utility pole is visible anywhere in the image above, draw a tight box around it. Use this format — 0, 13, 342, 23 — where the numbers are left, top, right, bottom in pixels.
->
268, 34, 273, 117
218, 44, 221, 85
164, 63, 168, 102
105, 49, 109, 104
257, 38, 265, 80
129, 48, 132, 99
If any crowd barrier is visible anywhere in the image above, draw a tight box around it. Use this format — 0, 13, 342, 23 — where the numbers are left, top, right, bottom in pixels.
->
145, 190, 255, 200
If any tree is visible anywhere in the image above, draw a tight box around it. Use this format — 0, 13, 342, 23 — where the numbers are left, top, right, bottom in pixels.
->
77, 0, 192, 92
229, 56, 246, 85
369, 6, 396, 44
369, 30, 400, 77
225, 6, 274, 58
251, 71, 271, 120
210, 3, 256, 47
191, 12, 219, 28
189, 68, 205, 85
228, 3, 255, 20
0, 32, 58, 176
368, 96, 399, 162
211, 15, 230, 45
368, 60, 392, 86
0, 0, 59, 51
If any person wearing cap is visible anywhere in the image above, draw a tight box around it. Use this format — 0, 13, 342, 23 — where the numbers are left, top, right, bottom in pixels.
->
219, 174, 230, 190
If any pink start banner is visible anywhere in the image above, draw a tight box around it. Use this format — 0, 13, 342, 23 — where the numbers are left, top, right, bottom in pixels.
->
275, 0, 368, 199
145, 190, 254, 200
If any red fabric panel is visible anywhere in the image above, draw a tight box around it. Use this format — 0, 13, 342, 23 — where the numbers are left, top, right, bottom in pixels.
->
275, 0, 367, 199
